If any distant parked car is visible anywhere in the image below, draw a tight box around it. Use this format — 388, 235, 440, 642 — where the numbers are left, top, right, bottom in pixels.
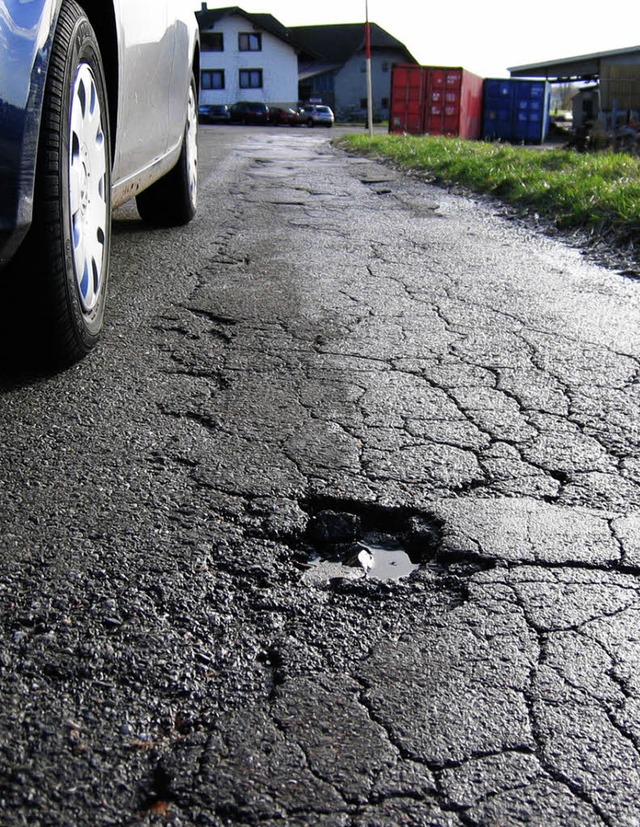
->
229, 101, 270, 125
299, 104, 335, 128
199, 104, 231, 124
269, 106, 302, 126
0, 0, 199, 367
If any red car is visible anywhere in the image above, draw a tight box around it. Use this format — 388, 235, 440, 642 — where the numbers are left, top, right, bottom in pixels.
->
269, 107, 302, 126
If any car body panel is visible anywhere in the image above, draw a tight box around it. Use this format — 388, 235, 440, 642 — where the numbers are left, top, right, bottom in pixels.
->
0, 0, 199, 264
110, 0, 174, 186
0, 0, 58, 265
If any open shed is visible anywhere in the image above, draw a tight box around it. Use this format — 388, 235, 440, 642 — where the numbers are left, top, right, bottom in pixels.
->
509, 46, 640, 129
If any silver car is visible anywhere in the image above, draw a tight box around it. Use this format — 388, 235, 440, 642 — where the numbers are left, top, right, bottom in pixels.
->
0, 0, 199, 367
299, 104, 335, 128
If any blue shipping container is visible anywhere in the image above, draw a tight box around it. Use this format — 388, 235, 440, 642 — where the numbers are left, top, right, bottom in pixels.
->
482, 78, 551, 144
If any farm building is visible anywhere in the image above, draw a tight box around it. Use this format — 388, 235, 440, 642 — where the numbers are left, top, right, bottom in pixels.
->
509, 45, 640, 130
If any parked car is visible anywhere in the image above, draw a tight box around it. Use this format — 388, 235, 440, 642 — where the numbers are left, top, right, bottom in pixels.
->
229, 101, 270, 125
199, 103, 231, 124
0, 0, 199, 368
269, 106, 302, 126
299, 104, 335, 128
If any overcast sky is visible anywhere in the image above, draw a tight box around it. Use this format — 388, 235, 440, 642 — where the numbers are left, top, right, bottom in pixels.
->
194, 0, 637, 79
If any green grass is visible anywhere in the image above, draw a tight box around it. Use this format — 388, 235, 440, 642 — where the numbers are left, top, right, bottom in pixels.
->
337, 133, 640, 241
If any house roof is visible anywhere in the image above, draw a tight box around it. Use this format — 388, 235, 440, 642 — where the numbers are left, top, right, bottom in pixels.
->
509, 45, 640, 81
196, 6, 312, 54
289, 22, 416, 66
298, 63, 344, 82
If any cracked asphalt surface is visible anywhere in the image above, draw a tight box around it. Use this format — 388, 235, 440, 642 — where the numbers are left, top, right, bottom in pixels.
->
2, 125, 640, 825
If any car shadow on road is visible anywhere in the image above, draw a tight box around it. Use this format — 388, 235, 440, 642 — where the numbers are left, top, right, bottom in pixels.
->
0, 209, 170, 387
0, 279, 53, 387
0, 275, 81, 387
0, 317, 68, 387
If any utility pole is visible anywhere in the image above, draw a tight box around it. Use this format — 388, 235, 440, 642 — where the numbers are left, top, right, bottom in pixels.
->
365, 0, 373, 136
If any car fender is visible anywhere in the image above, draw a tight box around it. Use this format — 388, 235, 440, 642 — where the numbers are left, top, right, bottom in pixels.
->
0, 0, 61, 266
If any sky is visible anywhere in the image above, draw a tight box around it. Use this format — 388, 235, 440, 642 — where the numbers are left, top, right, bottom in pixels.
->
194, 0, 637, 79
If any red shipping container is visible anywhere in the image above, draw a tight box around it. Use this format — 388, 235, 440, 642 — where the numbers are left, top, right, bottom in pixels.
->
388, 64, 427, 135
390, 64, 484, 139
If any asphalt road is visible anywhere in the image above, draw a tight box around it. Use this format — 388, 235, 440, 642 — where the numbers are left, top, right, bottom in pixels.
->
2, 124, 640, 825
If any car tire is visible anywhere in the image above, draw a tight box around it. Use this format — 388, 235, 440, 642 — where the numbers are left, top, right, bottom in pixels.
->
9, 0, 111, 367
307, 118, 314, 127
135, 73, 198, 227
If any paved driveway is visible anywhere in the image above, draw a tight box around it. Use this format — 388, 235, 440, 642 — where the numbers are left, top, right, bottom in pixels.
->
1, 125, 640, 824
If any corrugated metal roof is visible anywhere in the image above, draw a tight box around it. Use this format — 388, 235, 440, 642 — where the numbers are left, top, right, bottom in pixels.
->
509, 45, 640, 80
298, 64, 343, 82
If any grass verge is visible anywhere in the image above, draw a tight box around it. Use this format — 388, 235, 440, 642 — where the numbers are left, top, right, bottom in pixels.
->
337, 133, 640, 245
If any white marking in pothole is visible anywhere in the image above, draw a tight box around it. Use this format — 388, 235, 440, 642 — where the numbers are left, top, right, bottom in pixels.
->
303, 541, 420, 586
357, 545, 375, 577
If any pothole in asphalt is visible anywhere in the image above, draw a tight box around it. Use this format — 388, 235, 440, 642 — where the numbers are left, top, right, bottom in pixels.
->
300, 499, 443, 584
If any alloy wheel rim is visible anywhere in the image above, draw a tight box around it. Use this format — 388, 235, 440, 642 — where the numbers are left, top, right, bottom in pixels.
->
185, 83, 198, 207
68, 62, 108, 315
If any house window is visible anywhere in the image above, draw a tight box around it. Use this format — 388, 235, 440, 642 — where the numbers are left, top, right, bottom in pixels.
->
382, 62, 390, 73
239, 32, 261, 51
202, 70, 225, 90
381, 97, 389, 108
239, 69, 263, 89
201, 32, 223, 51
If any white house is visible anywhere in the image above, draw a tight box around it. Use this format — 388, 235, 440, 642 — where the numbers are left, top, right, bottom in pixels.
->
196, 5, 303, 108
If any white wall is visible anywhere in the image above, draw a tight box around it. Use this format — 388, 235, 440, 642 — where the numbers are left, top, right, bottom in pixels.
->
333, 50, 403, 121
200, 14, 299, 106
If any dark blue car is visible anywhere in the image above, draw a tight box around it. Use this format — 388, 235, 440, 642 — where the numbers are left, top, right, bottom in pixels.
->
199, 103, 231, 124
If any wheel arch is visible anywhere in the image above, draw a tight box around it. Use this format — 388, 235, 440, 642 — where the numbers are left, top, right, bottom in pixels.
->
192, 39, 201, 96
75, 1, 119, 163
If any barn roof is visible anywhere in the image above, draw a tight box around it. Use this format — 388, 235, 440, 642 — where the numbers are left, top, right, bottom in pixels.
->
290, 22, 416, 66
509, 45, 640, 81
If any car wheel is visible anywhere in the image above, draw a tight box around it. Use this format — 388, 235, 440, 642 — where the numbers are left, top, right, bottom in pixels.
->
11, 0, 111, 366
135, 72, 198, 226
